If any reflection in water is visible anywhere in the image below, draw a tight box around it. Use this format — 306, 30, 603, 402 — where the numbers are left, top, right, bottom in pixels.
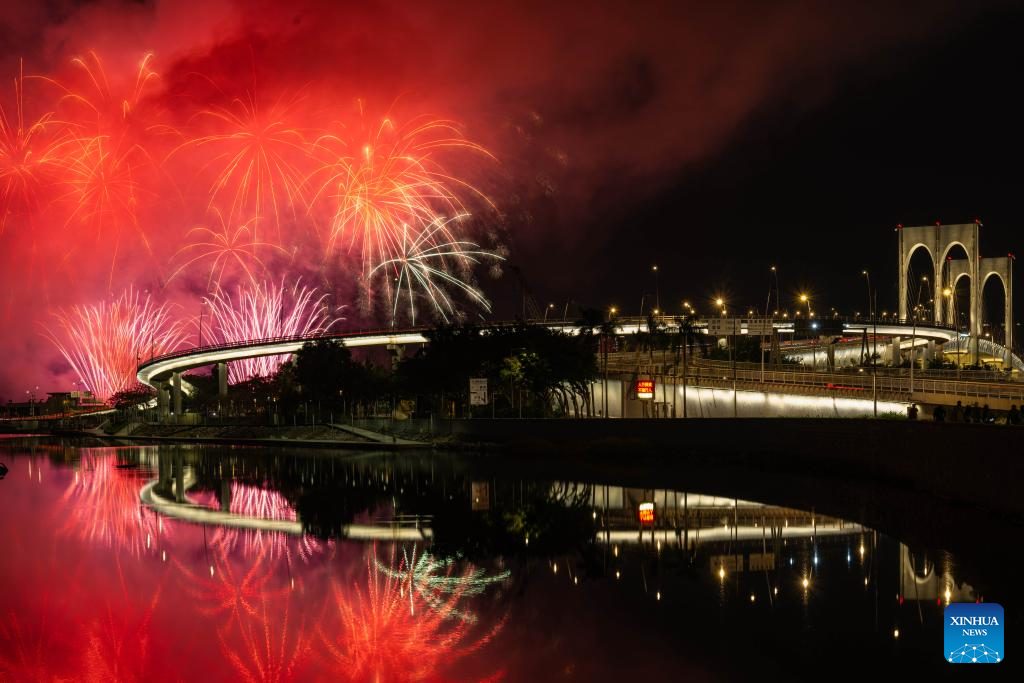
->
0, 438, 1008, 679
58, 448, 169, 556
321, 544, 507, 682
374, 545, 510, 624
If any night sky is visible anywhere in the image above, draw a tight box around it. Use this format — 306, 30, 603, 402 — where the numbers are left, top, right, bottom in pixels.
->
1, 0, 1021, 399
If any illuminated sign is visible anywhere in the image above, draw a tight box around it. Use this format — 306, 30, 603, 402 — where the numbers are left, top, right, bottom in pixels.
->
639, 502, 655, 524
636, 379, 654, 399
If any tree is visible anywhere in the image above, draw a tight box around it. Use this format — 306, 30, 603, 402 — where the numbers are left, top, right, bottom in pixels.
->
107, 385, 155, 410
292, 339, 356, 402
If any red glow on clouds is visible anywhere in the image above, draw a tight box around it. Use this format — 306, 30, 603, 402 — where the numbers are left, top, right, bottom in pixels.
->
0, 0, 982, 398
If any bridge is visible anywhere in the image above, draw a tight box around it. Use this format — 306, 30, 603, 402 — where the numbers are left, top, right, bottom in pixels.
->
133, 315, 1024, 418
126, 222, 1021, 418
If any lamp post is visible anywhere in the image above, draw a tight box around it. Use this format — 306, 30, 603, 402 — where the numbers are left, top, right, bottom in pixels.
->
543, 303, 554, 322
862, 271, 877, 416
944, 287, 960, 380
800, 294, 816, 372
198, 300, 208, 348
652, 264, 660, 313
717, 298, 737, 417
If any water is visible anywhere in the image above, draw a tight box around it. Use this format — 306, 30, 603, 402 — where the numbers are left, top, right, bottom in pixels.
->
0, 435, 1016, 680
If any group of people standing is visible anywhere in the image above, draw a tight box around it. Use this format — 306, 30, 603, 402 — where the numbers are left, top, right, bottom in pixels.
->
930, 400, 1021, 424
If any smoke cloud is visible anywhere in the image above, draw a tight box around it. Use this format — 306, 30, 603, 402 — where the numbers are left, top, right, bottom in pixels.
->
0, 0, 990, 399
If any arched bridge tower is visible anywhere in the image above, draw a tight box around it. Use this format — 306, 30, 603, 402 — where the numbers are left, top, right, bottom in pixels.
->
898, 222, 1014, 359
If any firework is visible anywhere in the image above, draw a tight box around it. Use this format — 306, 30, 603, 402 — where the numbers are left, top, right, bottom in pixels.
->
48, 52, 164, 279
43, 288, 189, 400
0, 60, 65, 233
320, 543, 505, 682
309, 106, 495, 305
173, 89, 309, 244
370, 215, 500, 325
167, 209, 286, 290
204, 278, 340, 382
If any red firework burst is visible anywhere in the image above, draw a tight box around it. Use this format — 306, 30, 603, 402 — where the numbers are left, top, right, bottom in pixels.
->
309, 103, 495, 306
174, 88, 309, 244
0, 60, 66, 234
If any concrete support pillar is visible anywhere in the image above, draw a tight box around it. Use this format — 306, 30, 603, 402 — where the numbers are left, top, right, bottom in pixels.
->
1006, 259, 1014, 363
934, 260, 944, 324
157, 382, 170, 418
172, 372, 182, 416
158, 451, 171, 488
898, 228, 907, 321
217, 362, 228, 398
220, 478, 231, 512
386, 344, 404, 371
926, 340, 936, 362
173, 450, 185, 504
890, 336, 902, 365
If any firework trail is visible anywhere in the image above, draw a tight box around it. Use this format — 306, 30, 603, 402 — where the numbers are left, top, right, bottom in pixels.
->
167, 209, 286, 290
309, 105, 495, 305
320, 543, 506, 682
370, 215, 500, 325
43, 288, 189, 400
0, 60, 66, 234
204, 278, 340, 382
172, 89, 309, 244
47, 52, 165, 283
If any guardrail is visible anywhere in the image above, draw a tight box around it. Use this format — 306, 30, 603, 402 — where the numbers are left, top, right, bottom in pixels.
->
607, 361, 1024, 402
137, 316, 964, 374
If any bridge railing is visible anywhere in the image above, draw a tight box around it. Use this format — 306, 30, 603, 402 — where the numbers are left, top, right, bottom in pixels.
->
136, 316, 962, 376
606, 360, 1024, 401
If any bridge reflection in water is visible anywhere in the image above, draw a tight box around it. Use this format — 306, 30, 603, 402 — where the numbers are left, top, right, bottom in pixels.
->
0, 439, 993, 679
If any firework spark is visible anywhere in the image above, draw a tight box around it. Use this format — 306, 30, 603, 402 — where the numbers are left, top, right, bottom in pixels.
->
174, 89, 309, 243
370, 215, 500, 325
0, 61, 65, 233
310, 106, 495, 304
43, 288, 189, 400
48, 52, 164, 280
205, 278, 340, 382
167, 209, 286, 289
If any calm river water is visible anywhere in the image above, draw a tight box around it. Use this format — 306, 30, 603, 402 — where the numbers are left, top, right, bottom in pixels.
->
0, 435, 1016, 680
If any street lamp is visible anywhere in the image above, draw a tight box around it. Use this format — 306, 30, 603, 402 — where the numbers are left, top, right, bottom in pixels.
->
943, 287, 960, 375
652, 264, 660, 313
543, 303, 554, 322
800, 294, 816, 371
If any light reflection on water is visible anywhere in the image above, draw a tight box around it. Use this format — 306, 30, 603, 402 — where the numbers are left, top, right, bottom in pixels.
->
0, 438, 998, 680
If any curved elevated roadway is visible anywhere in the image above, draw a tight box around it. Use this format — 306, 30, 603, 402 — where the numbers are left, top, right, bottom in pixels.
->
136, 317, 963, 388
